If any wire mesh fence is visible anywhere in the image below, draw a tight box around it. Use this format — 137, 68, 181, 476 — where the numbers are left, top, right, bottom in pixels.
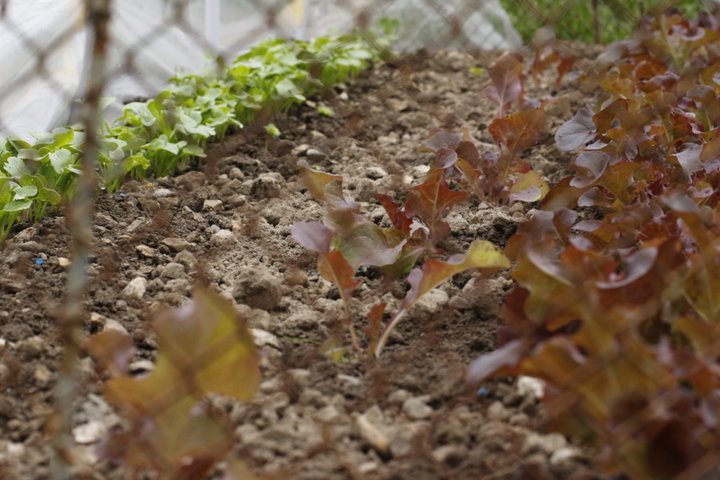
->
2, 0, 712, 138
1, 0, 719, 479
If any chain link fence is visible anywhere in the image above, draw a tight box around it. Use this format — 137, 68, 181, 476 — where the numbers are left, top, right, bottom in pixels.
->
1, 1, 719, 479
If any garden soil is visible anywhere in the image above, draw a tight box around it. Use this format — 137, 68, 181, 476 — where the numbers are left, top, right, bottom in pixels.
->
0, 47, 604, 479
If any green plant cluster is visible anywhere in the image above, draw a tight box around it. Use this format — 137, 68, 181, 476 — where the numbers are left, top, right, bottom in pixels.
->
501, 0, 710, 44
0, 31, 388, 244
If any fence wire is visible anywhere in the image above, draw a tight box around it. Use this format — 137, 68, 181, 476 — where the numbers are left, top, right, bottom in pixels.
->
1, 0, 719, 479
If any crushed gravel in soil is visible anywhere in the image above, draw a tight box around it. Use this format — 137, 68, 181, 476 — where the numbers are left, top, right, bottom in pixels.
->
0, 47, 605, 479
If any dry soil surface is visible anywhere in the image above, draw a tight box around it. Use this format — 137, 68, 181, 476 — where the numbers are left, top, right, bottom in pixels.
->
0, 48, 604, 479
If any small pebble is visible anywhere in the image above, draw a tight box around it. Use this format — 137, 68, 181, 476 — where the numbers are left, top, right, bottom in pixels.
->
337, 374, 362, 386
356, 409, 389, 455
358, 462, 379, 474
306, 148, 327, 160
432, 444, 467, 464
161, 237, 192, 252
135, 245, 155, 258
390, 422, 427, 457
19, 241, 44, 252
18, 336, 44, 359
292, 144, 311, 156
550, 447, 582, 476
517, 376, 545, 400
89, 312, 109, 328
250, 328, 280, 349
402, 396, 433, 420
103, 319, 128, 335
122, 277, 147, 299
366, 166, 388, 179
152, 188, 174, 198
160, 262, 185, 279
487, 401, 509, 421
174, 250, 196, 269
287, 368, 311, 388
316, 405, 341, 424
251, 173, 283, 199
203, 199, 223, 211
388, 389, 410, 405
126, 219, 146, 233
73, 420, 106, 444
211, 229, 235, 244
34, 364, 52, 388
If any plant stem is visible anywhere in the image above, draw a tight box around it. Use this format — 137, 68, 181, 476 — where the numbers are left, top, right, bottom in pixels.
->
374, 309, 408, 358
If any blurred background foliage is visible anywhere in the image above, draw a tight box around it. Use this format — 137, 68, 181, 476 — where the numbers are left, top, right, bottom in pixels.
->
500, 0, 715, 43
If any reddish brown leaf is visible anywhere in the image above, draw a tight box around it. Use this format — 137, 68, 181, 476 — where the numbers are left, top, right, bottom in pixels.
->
99, 289, 260, 478
405, 169, 468, 242
556, 52, 577, 86
592, 98, 629, 134
673, 143, 702, 179
541, 176, 587, 210
700, 131, 720, 171
596, 160, 639, 207
374, 239, 509, 357
377, 193, 412, 235
646, 419, 695, 478
100, 397, 231, 479
577, 186, 614, 208
455, 158, 486, 199
291, 221, 332, 252
433, 148, 458, 169
489, 108, 547, 157
485, 52, 525, 117
318, 251, 358, 300
456, 140, 481, 168
466, 339, 528, 385
297, 159, 357, 210
555, 107, 596, 151
569, 151, 614, 188
509, 170, 549, 203
403, 240, 510, 308
335, 223, 406, 268
422, 130, 462, 153
365, 302, 387, 352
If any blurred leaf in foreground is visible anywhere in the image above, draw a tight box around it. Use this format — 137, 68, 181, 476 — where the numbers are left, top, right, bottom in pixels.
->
91, 288, 261, 479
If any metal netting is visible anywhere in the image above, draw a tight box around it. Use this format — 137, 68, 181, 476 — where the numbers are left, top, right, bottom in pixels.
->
1, 1, 719, 479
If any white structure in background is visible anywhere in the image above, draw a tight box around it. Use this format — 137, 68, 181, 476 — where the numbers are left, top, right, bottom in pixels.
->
303, 0, 521, 52
0, 0, 519, 139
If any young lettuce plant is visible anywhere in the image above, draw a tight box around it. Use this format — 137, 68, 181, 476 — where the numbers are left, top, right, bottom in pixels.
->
291, 160, 426, 354
485, 52, 525, 118
0, 30, 390, 240
469, 13, 720, 476
529, 27, 577, 87
422, 121, 549, 205
87, 288, 261, 479
291, 159, 509, 357
0, 128, 81, 242
468, 201, 720, 478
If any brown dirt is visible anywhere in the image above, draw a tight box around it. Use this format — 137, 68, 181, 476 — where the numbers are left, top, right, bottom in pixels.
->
0, 47, 605, 479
